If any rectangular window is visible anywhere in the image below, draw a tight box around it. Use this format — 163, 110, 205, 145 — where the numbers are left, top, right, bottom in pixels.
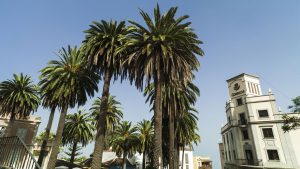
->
185, 153, 189, 164
237, 98, 243, 106
258, 110, 269, 118
267, 150, 280, 160
242, 129, 249, 140
262, 128, 274, 138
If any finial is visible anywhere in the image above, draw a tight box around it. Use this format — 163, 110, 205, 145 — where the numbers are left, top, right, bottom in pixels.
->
268, 88, 272, 94
278, 107, 282, 112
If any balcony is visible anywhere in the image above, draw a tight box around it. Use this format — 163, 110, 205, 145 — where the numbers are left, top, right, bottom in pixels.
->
238, 119, 248, 126
235, 159, 263, 166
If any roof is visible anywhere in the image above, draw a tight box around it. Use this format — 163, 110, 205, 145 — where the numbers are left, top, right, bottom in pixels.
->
56, 159, 83, 168
226, 73, 259, 82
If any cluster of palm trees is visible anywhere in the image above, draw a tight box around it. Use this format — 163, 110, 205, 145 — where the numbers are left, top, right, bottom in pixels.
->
0, 4, 203, 169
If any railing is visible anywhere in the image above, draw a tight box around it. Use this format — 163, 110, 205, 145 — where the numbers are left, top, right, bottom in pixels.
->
238, 119, 247, 126
0, 136, 41, 169
235, 159, 263, 166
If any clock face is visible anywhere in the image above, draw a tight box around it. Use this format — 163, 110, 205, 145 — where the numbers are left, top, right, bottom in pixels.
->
233, 83, 240, 91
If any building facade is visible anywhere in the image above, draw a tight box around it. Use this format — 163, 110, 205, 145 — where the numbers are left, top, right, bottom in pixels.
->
193, 156, 212, 169
0, 115, 40, 145
220, 73, 300, 169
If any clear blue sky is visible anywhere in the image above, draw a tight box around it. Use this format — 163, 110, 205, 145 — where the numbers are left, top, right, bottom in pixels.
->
1, 1, 300, 168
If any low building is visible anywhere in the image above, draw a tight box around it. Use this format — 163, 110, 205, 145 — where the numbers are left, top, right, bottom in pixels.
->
193, 156, 212, 169
0, 114, 41, 145
220, 73, 300, 169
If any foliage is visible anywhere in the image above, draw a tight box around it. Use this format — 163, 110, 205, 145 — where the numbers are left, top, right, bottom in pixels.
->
0, 73, 40, 119
61, 145, 87, 163
62, 109, 95, 147
282, 96, 300, 132
110, 121, 139, 158
90, 95, 123, 132
34, 130, 56, 143
39, 46, 100, 109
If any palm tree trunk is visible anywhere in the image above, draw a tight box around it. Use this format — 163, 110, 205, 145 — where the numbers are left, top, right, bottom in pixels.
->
37, 106, 56, 168
153, 72, 163, 169
142, 146, 146, 169
91, 70, 112, 169
69, 141, 78, 168
181, 143, 185, 169
123, 151, 127, 169
174, 141, 179, 169
169, 108, 175, 169
47, 105, 68, 169
5, 111, 16, 137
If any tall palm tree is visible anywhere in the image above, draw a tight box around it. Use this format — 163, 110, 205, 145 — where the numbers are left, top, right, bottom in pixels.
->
110, 121, 139, 169
137, 120, 154, 169
62, 109, 95, 167
0, 73, 40, 137
122, 5, 204, 168
82, 20, 130, 169
39, 46, 99, 169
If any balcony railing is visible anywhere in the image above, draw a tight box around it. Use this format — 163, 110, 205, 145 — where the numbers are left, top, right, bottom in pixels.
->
0, 136, 41, 169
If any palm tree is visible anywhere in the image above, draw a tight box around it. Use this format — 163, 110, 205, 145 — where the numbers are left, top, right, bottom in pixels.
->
39, 46, 99, 169
144, 81, 199, 169
121, 5, 204, 168
110, 121, 139, 169
0, 73, 40, 137
90, 95, 123, 150
82, 20, 130, 169
137, 120, 154, 169
176, 107, 200, 168
62, 109, 95, 167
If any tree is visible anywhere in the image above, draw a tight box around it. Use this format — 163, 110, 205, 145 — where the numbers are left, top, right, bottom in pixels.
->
121, 5, 204, 168
90, 95, 123, 150
62, 109, 95, 167
0, 73, 40, 137
82, 20, 130, 169
282, 96, 300, 132
144, 81, 200, 169
34, 130, 55, 143
110, 121, 139, 169
40, 46, 99, 169
176, 107, 200, 168
137, 120, 154, 169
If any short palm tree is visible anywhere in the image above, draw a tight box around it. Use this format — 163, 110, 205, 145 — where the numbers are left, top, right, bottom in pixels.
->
0, 73, 40, 137
62, 109, 95, 166
122, 5, 204, 168
144, 81, 199, 169
39, 46, 99, 169
90, 95, 123, 150
176, 107, 200, 168
137, 120, 154, 169
110, 121, 139, 169
82, 20, 130, 169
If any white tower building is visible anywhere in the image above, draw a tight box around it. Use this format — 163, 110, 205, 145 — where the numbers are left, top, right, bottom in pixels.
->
220, 73, 300, 169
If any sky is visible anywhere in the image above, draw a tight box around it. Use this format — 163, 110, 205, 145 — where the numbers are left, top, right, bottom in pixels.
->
1, 1, 300, 168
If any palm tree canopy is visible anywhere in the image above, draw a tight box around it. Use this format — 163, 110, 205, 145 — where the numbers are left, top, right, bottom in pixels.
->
144, 81, 200, 115
137, 119, 154, 153
82, 20, 131, 80
0, 73, 40, 118
90, 95, 123, 132
39, 46, 100, 108
111, 121, 139, 157
62, 109, 95, 147
176, 107, 200, 147
121, 5, 204, 89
